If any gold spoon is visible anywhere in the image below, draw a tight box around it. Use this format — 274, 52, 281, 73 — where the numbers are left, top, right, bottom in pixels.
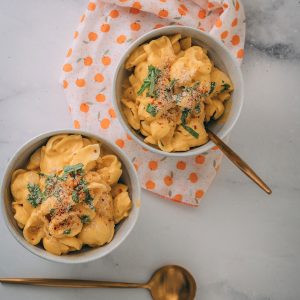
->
206, 129, 272, 195
0, 265, 196, 300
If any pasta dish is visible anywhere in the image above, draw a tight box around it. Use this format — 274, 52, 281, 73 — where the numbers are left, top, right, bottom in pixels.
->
10, 134, 132, 255
121, 34, 234, 152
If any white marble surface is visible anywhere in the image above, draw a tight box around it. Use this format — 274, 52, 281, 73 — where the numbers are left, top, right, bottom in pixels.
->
0, 0, 300, 299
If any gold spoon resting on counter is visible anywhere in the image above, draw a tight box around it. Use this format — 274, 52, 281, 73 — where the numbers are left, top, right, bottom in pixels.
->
206, 128, 272, 195
0, 265, 196, 300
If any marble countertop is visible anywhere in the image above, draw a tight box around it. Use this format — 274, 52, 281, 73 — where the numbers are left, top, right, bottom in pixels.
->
0, 0, 299, 299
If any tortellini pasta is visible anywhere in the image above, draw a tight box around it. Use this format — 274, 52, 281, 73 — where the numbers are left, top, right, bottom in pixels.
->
10, 134, 132, 255
122, 34, 234, 152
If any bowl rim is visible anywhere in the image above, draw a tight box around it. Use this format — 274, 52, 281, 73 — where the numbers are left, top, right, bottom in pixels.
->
112, 25, 244, 157
0, 129, 141, 264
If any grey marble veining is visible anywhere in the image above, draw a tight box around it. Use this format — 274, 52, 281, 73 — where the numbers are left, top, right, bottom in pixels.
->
244, 0, 300, 59
0, 1, 300, 300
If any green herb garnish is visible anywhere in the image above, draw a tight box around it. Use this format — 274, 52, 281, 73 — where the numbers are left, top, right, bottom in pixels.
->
182, 124, 199, 139
78, 178, 95, 210
137, 65, 161, 97
168, 79, 177, 91
80, 215, 91, 224
146, 103, 158, 117
72, 190, 79, 203
84, 189, 94, 210
181, 108, 190, 125
44, 175, 59, 195
138, 81, 149, 96
27, 183, 44, 207
63, 229, 71, 235
49, 208, 56, 217
28, 163, 95, 214
180, 108, 199, 138
195, 104, 201, 113
45, 174, 57, 185
220, 83, 230, 93
183, 81, 200, 93
63, 163, 84, 176
209, 82, 216, 94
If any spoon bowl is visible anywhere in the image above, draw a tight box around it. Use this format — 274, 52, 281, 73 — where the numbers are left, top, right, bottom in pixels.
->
147, 265, 196, 300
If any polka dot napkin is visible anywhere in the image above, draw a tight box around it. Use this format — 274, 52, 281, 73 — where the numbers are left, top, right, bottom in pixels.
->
60, 0, 245, 207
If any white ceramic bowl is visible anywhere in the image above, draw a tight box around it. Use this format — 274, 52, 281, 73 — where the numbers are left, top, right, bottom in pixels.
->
1, 130, 141, 264
113, 26, 244, 157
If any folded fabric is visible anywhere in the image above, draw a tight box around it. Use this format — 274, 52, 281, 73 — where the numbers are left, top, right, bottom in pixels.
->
60, 0, 245, 206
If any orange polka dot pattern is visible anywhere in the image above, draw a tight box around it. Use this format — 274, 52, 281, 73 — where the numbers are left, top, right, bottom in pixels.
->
60, 0, 245, 207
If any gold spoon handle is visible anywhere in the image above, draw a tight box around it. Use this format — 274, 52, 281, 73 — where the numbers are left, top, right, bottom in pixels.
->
207, 129, 272, 195
0, 278, 146, 289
